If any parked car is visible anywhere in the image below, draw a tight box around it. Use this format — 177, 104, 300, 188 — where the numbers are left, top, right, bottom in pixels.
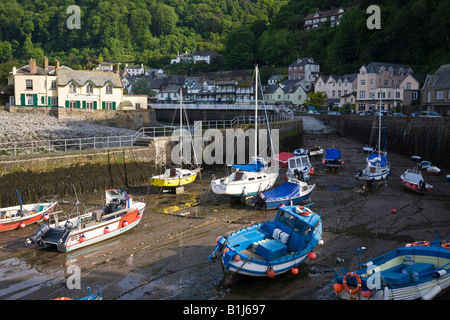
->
328, 111, 340, 115
359, 112, 372, 116
419, 111, 442, 117
392, 112, 406, 117
308, 110, 320, 114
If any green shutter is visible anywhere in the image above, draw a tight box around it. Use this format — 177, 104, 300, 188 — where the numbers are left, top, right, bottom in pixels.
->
76, 101, 81, 108
82, 101, 86, 109
65, 101, 69, 108
48, 97, 51, 106
33, 94, 38, 106
41, 96, 45, 105
112, 102, 116, 110
94, 101, 97, 110
21, 94, 25, 106
102, 101, 105, 110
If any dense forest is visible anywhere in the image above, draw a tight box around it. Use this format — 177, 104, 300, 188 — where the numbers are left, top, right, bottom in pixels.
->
0, 0, 449, 87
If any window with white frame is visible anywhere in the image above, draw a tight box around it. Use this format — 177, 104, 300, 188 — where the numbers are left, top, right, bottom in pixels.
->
51, 81, 56, 90
51, 96, 58, 106
26, 80, 33, 90
86, 84, 93, 94
411, 92, 418, 100
106, 102, 113, 110
359, 91, 366, 99
86, 101, 94, 109
26, 94, 33, 105
106, 85, 112, 94
69, 101, 77, 108
69, 83, 77, 93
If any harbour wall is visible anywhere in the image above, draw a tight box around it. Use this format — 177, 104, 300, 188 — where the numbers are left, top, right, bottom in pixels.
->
318, 115, 450, 168
153, 108, 277, 123
0, 119, 302, 207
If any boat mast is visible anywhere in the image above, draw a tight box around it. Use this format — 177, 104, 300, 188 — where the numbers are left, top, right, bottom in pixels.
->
378, 90, 382, 155
180, 87, 183, 163
254, 65, 258, 159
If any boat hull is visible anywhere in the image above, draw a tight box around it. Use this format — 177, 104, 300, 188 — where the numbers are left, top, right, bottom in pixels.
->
334, 243, 450, 300
355, 167, 390, 181
253, 181, 315, 210
151, 172, 198, 187
211, 173, 278, 197
0, 202, 57, 232
61, 207, 143, 253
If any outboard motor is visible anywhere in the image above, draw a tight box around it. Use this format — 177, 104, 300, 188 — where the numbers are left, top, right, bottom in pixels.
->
26, 223, 50, 246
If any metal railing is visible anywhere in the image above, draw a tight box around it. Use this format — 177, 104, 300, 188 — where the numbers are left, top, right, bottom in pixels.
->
0, 115, 292, 157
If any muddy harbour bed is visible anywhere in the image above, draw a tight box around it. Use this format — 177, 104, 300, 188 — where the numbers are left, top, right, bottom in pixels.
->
0, 133, 449, 304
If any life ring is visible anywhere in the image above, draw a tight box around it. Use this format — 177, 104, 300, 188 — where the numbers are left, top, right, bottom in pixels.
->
297, 206, 312, 217
441, 243, 450, 249
411, 241, 430, 247
342, 272, 362, 295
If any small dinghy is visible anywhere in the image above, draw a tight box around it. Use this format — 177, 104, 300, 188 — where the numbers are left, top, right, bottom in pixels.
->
27, 189, 145, 253
309, 145, 324, 156
418, 160, 431, 169
209, 205, 323, 277
426, 166, 441, 175
333, 238, 450, 300
0, 191, 57, 232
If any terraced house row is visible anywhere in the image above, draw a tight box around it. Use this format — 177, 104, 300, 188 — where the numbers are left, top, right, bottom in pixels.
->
1, 57, 147, 111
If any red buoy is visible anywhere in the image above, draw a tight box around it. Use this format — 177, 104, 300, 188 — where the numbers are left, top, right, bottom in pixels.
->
392, 209, 397, 214
333, 283, 343, 293
19, 222, 26, 228
104, 226, 111, 234
233, 254, 241, 262
291, 267, 298, 275
79, 235, 86, 242
307, 251, 316, 260
122, 220, 128, 227
266, 268, 276, 278
43, 214, 49, 220
361, 289, 371, 298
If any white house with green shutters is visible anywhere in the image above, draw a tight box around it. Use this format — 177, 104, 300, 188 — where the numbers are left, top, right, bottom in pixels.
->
7, 57, 146, 111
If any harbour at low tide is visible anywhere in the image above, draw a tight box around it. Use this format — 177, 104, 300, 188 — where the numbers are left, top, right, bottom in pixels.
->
0, 132, 448, 301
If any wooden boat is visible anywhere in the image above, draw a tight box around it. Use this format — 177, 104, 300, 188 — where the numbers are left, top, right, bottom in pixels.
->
26, 189, 145, 253
309, 145, 324, 156
400, 169, 433, 194
322, 148, 344, 168
250, 178, 315, 210
211, 65, 279, 197
286, 155, 313, 181
0, 192, 57, 232
209, 205, 322, 277
151, 88, 200, 188
426, 166, 441, 175
333, 239, 450, 300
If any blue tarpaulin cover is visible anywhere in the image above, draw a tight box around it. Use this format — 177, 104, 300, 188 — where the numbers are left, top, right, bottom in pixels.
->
368, 152, 387, 167
324, 148, 341, 160
263, 182, 303, 202
232, 159, 265, 172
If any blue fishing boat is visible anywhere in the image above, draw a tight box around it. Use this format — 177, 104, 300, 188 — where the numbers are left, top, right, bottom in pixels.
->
250, 179, 315, 210
322, 148, 343, 168
209, 205, 322, 277
418, 160, 431, 169
333, 238, 450, 300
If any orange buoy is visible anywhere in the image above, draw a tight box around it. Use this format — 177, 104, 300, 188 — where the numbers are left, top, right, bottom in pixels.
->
79, 235, 86, 242
266, 268, 276, 278
19, 222, 26, 228
333, 283, 343, 293
233, 254, 241, 262
441, 243, 450, 249
104, 226, 111, 234
224, 248, 229, 253
307, 251, 316, 260
53, 297, 72, 300
122, 220, 128, 227
291, 267, 298, 275
216, 236, 221, 243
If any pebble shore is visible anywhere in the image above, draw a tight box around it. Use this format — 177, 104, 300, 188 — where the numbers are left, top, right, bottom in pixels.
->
0, 110, 138, 144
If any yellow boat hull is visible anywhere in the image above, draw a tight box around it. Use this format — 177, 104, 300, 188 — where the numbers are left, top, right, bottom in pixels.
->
151, 172, 198, 188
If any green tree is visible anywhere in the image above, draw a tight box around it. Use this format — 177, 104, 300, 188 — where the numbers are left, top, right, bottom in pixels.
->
224, 25, 256, 69
306, 92, 327, 108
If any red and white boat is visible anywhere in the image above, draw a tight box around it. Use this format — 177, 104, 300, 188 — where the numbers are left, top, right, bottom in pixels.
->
0, 194, 57, 232
426, 166, 441, 175
27, 189, 145, 253
400, 169, 433, 194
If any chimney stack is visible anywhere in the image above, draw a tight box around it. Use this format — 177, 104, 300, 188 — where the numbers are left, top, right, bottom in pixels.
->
44, 56, 48, 70
29, 58, 36, 74
114, 63, 120, 75
55, 59, 60, 71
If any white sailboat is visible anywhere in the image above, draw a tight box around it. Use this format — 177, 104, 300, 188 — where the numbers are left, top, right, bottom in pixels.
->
151, 88, 200, 188
210, 65, 279, 197
356, 92, 391, 182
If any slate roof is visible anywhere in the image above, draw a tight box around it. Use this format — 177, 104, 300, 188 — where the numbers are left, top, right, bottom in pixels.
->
56, 69, 123, 87
363, 62, 413, 74
431, 64, 450, 89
